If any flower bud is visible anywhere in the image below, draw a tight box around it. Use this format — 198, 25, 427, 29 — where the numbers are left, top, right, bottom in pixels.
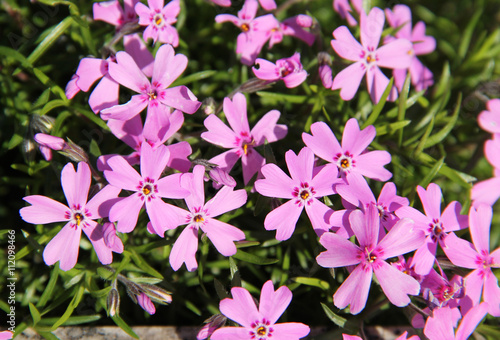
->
197, 314, 227, 340
107, 287, 120, 317
140, 283, 173, 305
137, 293, 156, 315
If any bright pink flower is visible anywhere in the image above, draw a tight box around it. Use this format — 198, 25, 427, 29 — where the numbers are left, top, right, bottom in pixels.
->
257, 0, 277, 11
317, 51, 333, 89
101, 43, 201, 141
201, 92, 287, 185
0, 331, 13, 340
385, 5, 436, 92
253, 52, 308, 88
443, 204, 500, 317
302, 119, 392, 182
343, 332, 419, 340
396, 183, 468, 275
20, 162, 121, 271
103, 142, 190, 236
161, 165, 247, 271
197, 314, 227, 340
317, 205, 425, 314
97, 111, 191, 173
66, 34, 154, 114
102, 222, 124, 253
471, 135, 500, 206
34, 133, 68, 161
215, 0, 279, 65
137, 292, 156, 315
255, 147, 340, 241
93, 0, 139, 28
135, 0, 180, 46
420, 269, 464, 310
336, 175, 409, 231
268, 15, 316, 48
333, 0, 363, 26
424, 303, 488, 340
208, 0, 231, 7
210, 280, 310, 340
331, 7, 413, 103
478, 98, 500, 134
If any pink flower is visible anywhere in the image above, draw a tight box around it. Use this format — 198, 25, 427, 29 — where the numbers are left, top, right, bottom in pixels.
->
302, 118, 392, 182
471, 135, 500, 206
97, 111, 191, 173
162, 165, 247, 271
268, 15, 316, 48
65, 34, 154, 114
0, 331, 13, 340
253, 52, 308, 88
424, 303, 488, 340
20, 162, 121, 271
257, 0, 277, 11
208, 0, 231, 7
420, 269, 464, 310
201, 92, 287, 185
34, 133, 68, 161
210, 280, 310, 340
255, 147, 340, 241
135, 0, 180, 46
316, 205, 425, 314
336, 175, 409, 231
103, 142, 190, 236
333, 0, 363, 26
396, 183, 468, 275
137, 292, 156, 315
385, 5, 436, 92
330, 7, 413, 103
215, 0, 279, 65
93, 0, 139, 28
478, 98, 500, 134
101, 43, 201, 141
102, 222, 124, 253
318, 52, 333, 89
343, 332, 419, 340
443, 204, 500, 317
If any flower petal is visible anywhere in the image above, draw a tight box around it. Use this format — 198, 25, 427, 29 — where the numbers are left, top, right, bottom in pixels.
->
160, 86, 201, 114
105, 155, 142, 191
255, 164, 295, 199
469, 204, 492, 254
455, 303, 489, 339
251, 109, 287, 145
83, 222, 113, 265
302, 121, 341, 163
43, 222, 82, 271
442, 232, 478, 269
360, 7, 384, 50
374, 260, 420, 306
220, 286, 260, 328
202, 218, 245, 256
355, 150, 392, 181
334, 264, 372, 315
140, 142, 169, 180
20, 195, 69, 224
170, 225, 199, 271
259, 281, 291, 324
331, 62, 366, 101
378, 217, 425, 259
108, 51, 150, 93
205, 186, 247, 218
152, 44, 187, 88
331, 26, 363, 62
271, 323, 311, 339
264, 199, 303, 241
100, 94, 148, 121
341, 118, 376, 156
109, 194, 143, 233
61, 162, 91, 209
317, 232, 361, 268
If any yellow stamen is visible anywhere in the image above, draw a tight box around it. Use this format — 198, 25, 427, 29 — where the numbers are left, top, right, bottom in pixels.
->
194, 214, 204, 223
256, 326, 266, 336
300, 191, 309, 200
340, 159, 350, 168
75, 213, 83, 226
241, 23, 250, 32
143, 185, 151, 196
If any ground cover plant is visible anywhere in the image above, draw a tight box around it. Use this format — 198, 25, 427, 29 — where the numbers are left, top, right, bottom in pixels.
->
1, 0, 500, 339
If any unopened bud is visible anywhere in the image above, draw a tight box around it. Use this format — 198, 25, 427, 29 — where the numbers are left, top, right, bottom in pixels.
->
60, 138, 89, 163
201, 97, 217, 115
197, 314, 227, 340
107, 287, 120, 317
137, 292, 156, 315
208, 167, 236, 188
140, 283, 173, 305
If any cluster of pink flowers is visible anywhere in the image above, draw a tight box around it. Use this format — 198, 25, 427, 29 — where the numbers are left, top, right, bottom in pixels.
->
19, 0, 498, 338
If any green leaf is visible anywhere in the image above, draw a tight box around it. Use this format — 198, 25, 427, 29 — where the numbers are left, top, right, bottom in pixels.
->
40, 99, 67, 116
185, 300, 201, 316
413, 116, 434, 159
7, 134, 24, 150
362, 77, 394, 129
51, 284, 85, 330
33, 88, 52, 110
375, 120, 411, 136
71, 106, 110, 131
171, 70, 217, 86
37, 267, 59, 308
129, 249, 164, 279
397, 73, 411, 145
231, 249, 278, 265
0, 46, 32, 68
293, 277, 330, 289
419, 157, 445, 188
457, 9, 482, 62
256, 91, 313, 104
320, 303, 357, 331
29, 303, 41, 326
424, 93, 462, 148
111, 315, 139, 339
37, 315, 101, 326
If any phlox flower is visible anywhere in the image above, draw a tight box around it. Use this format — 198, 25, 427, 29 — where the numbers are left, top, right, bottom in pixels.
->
333, 0, 363, 26
160, 165, 247, 271
135, 0, 180, 46
253, 52, 308, 88
0, 331, 13, 340
268, 15, 316, 48
336, 174, 409, 231
424, 303, 488, 340
197, 314, 227, 340
103, 142, 190, 236
385, 5, 436, 92
302, 118, 392, 182
255, 147, 340, 241
318, 52, 333, 89
478, 98, 500, 134
20, 162, 121, 271
471, 135, 500, 206
210, 280, 310, 340
330, 7, 413, 103
65, 34, 154, 114
420, 269, 464, 310
201, 92, 287, 185
396, 183, 468, 275
101, 43, 201, 141
215, 0, 279, 65
137, 292, 156, 315
93, 0, 138, 28
343, 332, 419, 340
443, 204, 500, 316
34, 133, 68, 161
316, 205, 425, 314
97, 111, 191, 173
102, 222, 125, 253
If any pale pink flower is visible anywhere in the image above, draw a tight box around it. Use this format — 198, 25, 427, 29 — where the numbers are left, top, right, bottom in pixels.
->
420, 269, 465, 310
255, 147, 340, 241
161, 165, 247, 271
0, 331, 13, 340
318, 52, 333, 89
135, 0, 180, 46
34, 133, 68, 161
331, 7, 413, 103
424, 303, 489, 340
343, 332, 419, 340
215, 0, 279, 65
471, 135, 500, 206
333, 0, 363, 26
93, 0, 139, 28
302, 118, 392, 182
253, 52, 308, 88
100, 43, 201, 141
201, 92, 287, 185
137, 292, 156, 314
102, 222, 124, 253
478, 98, 500, 134
443, 204, 500, 317
385, 5, 436, 92
208, 0, 231, 7
20, 162, 121, 271
317, 205, 425, 314
396, 183, 468, 275
103, 142, 190, 236
268, 15, 316, 48
211, 280, 310, 340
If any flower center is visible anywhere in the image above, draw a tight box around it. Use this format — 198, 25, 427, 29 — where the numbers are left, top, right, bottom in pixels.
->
256, 326, 266, 336
429, 218, 445, 242
142, 184, 152, 196
334, 151, 355, 173
241, 23, 250, 32
250, 319, 273, 339
148, 89, 158, 101
292, 182, 315, 207
66, 205, 91, 228
153, 14, 164, 27
189, 208, 208, 226
193, 214, 204, 223
138, 177, 158, 201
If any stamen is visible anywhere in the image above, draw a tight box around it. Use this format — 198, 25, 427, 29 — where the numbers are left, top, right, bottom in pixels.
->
340, 158, 350, 168
300, 190, 309, 200
241, 23, 250, 32
193, 214, 204, 223
143, 185, 152, 196
256, 326, 266, 336
74, 213, 83, 226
